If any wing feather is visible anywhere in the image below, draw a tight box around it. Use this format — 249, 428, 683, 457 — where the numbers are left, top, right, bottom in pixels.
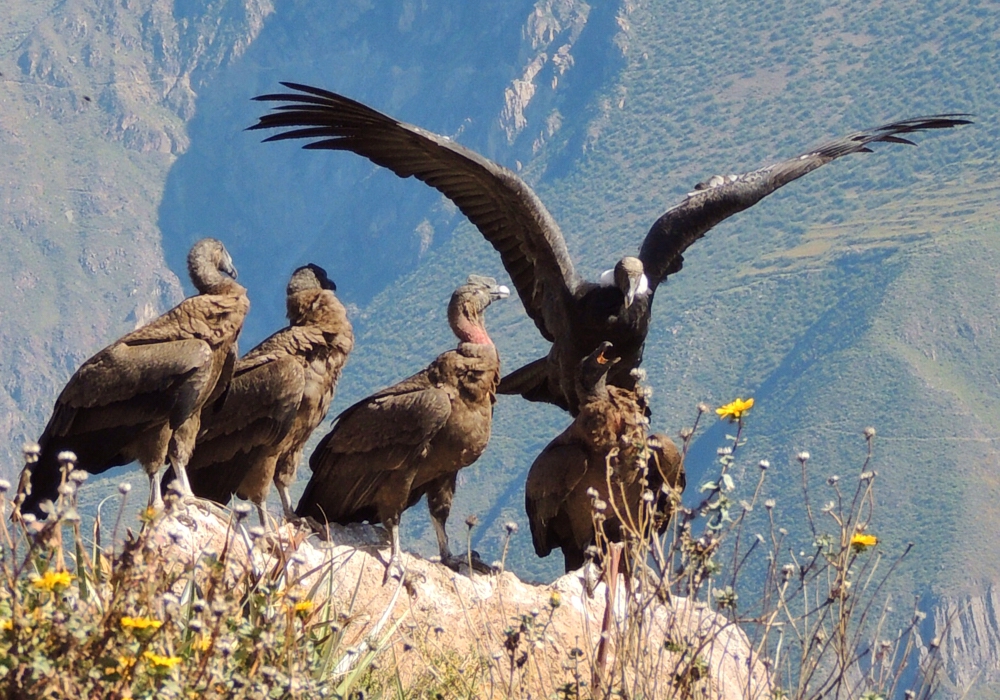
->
639, 114, 972, 289
297, 373, 452, 521
250, 82, 579, 341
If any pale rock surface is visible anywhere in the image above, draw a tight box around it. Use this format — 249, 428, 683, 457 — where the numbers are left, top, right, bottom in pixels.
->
152, 503, 770, 699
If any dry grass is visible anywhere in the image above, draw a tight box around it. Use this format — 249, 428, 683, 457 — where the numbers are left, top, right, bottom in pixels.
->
0, 400, 944, 699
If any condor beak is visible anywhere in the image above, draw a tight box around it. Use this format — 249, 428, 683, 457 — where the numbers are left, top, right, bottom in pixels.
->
222, 259, 238, 280
594, 341, 619, 366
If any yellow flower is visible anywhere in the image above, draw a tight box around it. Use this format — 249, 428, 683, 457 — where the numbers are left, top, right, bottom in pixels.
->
716, 397, 754, 422
1, 619, 12, 631
143, 651, 182, 669
292, 600, 314, 618
850, 533, 878, 552
193, 635, 212, 652
30, 570, 74, 591
104, 655, 137, 676
120, 616, 163, 631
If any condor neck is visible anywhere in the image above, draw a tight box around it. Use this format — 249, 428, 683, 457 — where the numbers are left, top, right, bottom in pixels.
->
191, 265, 238, 296
454, 314, 493, 346
578, 375, 610, 404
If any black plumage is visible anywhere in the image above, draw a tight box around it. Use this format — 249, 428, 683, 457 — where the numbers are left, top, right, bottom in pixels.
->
16, 238, 248, 517
250, 82, 970, 414
296, 276, 509, 581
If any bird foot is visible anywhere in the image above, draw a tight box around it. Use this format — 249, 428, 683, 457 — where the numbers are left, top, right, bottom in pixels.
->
295, 515, 331, 540
383, 555, 406, 585
442, 551, 496, 576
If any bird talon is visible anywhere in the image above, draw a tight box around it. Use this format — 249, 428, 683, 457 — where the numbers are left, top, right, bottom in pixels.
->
442, 551, 496, 575
383, 557, 406, 585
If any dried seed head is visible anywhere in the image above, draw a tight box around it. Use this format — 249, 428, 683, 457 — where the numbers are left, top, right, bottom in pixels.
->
593, 499, 608, 512
827, 475, 839, 485
764, 499, 776, 510
504, 521, 519, 535
642, 490, 654, 503
679, 427, 694, 440
696, 403, 710, 415
797, 451, 810, 463
0, 479, 9, 493
586, 487, 599, 500
69, 470, 88, 484
233, 503, 252, 520
465, 514, 479, 529
57, 483, 75, 497
22, 443, 41, 463
864, 426, 876, 439
630, 368, 647, 382
758, 459, 770, 470
248, 526, 266, 541
118, 482, 132, 495
57, 451, 77, 466
717, 446, 732, 456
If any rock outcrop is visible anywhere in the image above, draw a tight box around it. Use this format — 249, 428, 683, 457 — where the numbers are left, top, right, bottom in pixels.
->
151, 503, 770, 699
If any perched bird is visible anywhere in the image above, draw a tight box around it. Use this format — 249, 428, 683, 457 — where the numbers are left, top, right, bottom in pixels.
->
16, 239, 248, 517
165, 264, 354, 526
250, 83, 970, 414
525, 342, 685, 572
296, 275, 509, 581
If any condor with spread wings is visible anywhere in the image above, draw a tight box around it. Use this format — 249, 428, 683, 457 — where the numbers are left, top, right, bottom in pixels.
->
251, 83, 969, 414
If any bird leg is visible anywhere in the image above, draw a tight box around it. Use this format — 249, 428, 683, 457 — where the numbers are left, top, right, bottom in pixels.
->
167, 418, 198, 499
427, 477, 494, 575
147, 469, 164, 511
169, 461, 194, 498
382, 517, 406, 585
255, 501, 270, 530
277, 484, 296, 521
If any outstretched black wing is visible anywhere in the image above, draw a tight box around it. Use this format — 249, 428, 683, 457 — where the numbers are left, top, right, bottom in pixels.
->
638, 115, 972, 290
250, 82, 579, 342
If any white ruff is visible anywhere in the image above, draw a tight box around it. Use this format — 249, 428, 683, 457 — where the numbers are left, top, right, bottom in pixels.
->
599, 269, 649, 296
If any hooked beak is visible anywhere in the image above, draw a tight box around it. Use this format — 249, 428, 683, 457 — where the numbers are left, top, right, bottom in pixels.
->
595, 342, 619, 366
221, 256, 238, 280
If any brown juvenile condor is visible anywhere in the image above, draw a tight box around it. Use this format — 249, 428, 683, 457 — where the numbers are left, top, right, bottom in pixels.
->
525, 341, 686, 573
249, 83, 970, 415
296, 275, 509, 581
165, 264, 353, 526
16, 239, 248, 517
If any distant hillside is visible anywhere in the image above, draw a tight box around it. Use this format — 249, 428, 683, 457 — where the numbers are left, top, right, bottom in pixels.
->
3, 0, 1000, 695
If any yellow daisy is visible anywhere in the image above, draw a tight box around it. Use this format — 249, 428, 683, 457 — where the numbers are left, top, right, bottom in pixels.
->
850, 533, 878, 552
716, 397, 754, 422
120, 616, 163, 631
143, 650, 182, 669
30, 570, 74, 591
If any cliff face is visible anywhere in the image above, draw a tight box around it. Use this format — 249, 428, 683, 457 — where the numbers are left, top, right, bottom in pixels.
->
931, 586, 1000, 698
3, 1, 1000, 696
0, 0, 273, 470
